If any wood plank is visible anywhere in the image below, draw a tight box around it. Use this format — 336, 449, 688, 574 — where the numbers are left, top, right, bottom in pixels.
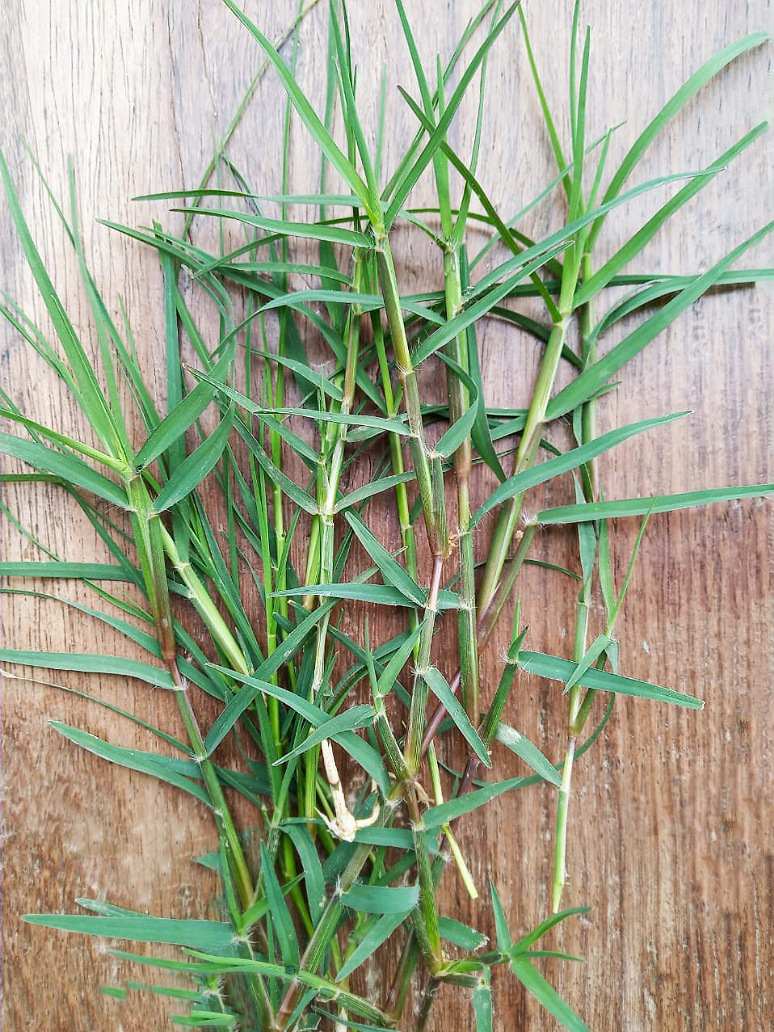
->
1, 2, 770, 1028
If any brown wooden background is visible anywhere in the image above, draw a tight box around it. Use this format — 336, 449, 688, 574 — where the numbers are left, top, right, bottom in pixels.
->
1, 2, 771, 1029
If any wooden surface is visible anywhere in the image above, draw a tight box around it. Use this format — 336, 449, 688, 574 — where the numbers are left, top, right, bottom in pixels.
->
1, 2, 771, 1029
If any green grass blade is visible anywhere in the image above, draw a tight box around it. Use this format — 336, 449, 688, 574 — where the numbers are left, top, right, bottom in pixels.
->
204, 681, 265, 757
422, 776, 530, 829
282, 822, 326, 921
272, 583, 459, 610
494, 724, 562, 786
340, 883, 419, 915
472, 412, 686, 526
0, 432, 128, 508
259, 288, 444, 325
174, 206, 372, 247
194, 368, 410, 436
259, 843, 300, 967
24, 912, 234, 952
413, 243, 567, 365
548, 222, 774, 419
344, 511, 424, 604
274, 706, 374, 765
336, 911, 406, 982
0, 410, 125, 471
517, 8, 567, 184
152, 407, 234, 513
376, 622, 424, 697
385, 2, 520, 227
252, 348, 344, 401
574, 122, 768, 308
136, 342, 236, 469
0, 587, 159, 656
0, 152, 120, 453
439, 916, 488, 951
234, 419, 319, 515
538, 483, 774, 524
589, 31, 769, 248
0, 649, 174, 688
424, 666, 490, 767
210, 666, 327, 727
170, 1013, 237, 1028
48, 722, 210, 804
221, 0, 371, 210
0, 561, 132, 580
489, 881, 512, 952
514, 907, 589, 951
519, 651, 703, 708
564, 634, 615, 692
334, 471, 416, 512
510, 957, 588, 1031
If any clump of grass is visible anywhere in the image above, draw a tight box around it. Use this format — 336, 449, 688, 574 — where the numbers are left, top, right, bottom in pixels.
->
1, 2, 771, 1029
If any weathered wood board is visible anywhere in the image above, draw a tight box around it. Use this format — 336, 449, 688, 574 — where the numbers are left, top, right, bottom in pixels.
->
1, 1, 771, 1028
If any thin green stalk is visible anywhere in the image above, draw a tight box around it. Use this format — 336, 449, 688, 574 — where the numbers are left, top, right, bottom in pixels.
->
374, 233, 443, 558
404, 781, 443, 971
478, 26, 590, 613
159, 525, 248, 676
369, 250, 419, 580
404, 554, 444, 775
443, 247, 480, 726
428, 742, 478, 899
374, 233, 447, 775
303, 251, 366, 824
476, 314, 568, 614
385, 933, 419, 1021
551, 252, 596, 913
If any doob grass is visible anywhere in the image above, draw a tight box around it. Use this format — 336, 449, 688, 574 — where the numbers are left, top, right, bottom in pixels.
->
1, 2, 771, 1029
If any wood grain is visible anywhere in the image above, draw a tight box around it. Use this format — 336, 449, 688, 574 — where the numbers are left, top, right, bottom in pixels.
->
1, 2, 771, 1029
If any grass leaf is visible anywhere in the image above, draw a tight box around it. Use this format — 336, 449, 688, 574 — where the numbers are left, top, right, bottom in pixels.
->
538, 483, 774, 524
153, 407, 234, 513
422, 776, 531, 829
344, 511, 424, 604
221, 0, 371, 211
23, 913, 235, 952
336, 912, 405, 981
519, 651, 703, 708
495, 724, 562, 786
341, 883, 419, 915
589, 32, 769, 247
0, 649, 174, 688
48, 722, 209, 804
472, 412, 686, 526
547, 222, 774, 419
510, 957, 589, 1031
0, 432, 128, 508
424, 666, 491, 767
260, 843, 300, 966
273, 705, 374, 764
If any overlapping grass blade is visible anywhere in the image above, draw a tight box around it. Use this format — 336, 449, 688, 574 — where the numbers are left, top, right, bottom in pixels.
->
538, 483, 774, 524
519, 651, 703, 708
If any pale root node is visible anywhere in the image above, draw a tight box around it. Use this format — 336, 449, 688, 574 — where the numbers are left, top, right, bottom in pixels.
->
319, 739, 380, 842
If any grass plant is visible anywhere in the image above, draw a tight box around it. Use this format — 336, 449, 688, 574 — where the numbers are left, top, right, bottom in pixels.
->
1, 2, 771, 1029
